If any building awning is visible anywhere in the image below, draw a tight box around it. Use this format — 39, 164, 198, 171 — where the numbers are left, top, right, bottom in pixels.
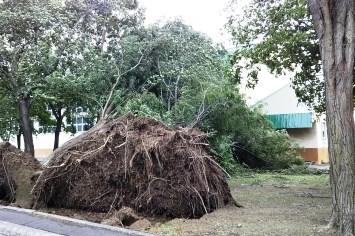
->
267, 112, 313, 129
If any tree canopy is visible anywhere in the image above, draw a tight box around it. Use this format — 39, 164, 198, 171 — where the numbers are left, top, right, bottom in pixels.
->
226, 0, 325, 112
0, 1, 300, 173
0, 0, 143, 153
228, 0, 355, 233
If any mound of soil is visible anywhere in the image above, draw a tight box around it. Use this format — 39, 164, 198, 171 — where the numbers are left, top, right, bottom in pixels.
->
0, 142, 41, 208
101, 207, 141, 227
32, 115, 235, 218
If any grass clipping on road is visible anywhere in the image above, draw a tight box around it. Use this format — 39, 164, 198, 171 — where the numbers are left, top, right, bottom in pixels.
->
32, 115, 236, 219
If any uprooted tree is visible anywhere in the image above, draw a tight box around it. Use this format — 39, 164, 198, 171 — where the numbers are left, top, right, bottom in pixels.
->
31, 43, 237, 218
32, 114, 236, 218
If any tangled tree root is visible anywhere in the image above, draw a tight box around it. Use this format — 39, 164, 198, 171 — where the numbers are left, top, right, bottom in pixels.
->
32, 115, 236, 218
0, 142, 41, 208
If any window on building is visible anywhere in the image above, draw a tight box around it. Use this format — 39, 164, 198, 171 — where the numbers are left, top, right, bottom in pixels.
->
69, 107, 89, 133
74, 107, 88, 113
321, 122, 327, 139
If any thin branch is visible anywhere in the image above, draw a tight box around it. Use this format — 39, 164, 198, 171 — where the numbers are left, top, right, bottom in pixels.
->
42, 8, 94, 77
101, 49, 147, 119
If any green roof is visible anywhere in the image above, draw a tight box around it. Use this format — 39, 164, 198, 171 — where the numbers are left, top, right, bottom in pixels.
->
267, 113, 312, 129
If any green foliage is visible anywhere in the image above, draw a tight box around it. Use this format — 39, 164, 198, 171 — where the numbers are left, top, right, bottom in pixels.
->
292, 156, 306, 166
0, 0, 144, 148
0, 2, 301, 173
210, 136, 238, 176
197, 87, 301, 170
226, 0, 325, 112
111, 20, 301, 171
0, 90, 19, 141
116, 92, 169, 123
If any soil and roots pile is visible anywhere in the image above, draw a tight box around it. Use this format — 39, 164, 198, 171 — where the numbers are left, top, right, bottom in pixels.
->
0, 142, 41, 208
32, 115, 235, 218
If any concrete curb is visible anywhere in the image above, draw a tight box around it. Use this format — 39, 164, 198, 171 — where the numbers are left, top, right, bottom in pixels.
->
0, 206, 154, 236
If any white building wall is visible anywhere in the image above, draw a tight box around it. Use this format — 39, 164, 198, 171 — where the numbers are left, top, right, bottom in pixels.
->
33, 132, 79, 149
315, 114, 328, 149
287, 123, 318, 148
254, 84, 311, 115
4, 131, 83, 158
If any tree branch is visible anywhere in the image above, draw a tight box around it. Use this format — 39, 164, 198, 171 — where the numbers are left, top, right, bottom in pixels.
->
101, 48, 148, 119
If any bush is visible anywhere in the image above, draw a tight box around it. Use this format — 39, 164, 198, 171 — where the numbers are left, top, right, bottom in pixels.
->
290, 156, 305, 166
205, 100, 302, 170
210, 136, 239, 176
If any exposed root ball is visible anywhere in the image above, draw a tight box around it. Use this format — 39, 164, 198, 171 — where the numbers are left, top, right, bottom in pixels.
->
32, 115, 235, 218
0, 142, 41, 208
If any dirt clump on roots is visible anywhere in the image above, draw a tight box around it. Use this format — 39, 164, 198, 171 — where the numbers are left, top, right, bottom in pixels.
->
0, 142, 41, 208
32, 115, 236, 219
101, 207, 141, 227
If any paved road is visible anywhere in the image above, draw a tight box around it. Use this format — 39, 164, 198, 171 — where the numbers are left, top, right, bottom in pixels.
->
308, 164, 329, 170
0, 206, 153, 236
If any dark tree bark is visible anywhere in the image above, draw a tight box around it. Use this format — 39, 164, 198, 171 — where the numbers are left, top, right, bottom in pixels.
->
49, 104, 64, 151
16, 130, 21, 150
19, 96, 34, 156
53, 119, 62, 151
309, 0, 355, 234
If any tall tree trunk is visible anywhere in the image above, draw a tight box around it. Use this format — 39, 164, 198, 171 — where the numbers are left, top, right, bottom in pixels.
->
309, 1, 355, 234
19, 96, 34, 156
53, 118, 63, 151
50, 104, 64, 151
16, 129, 21, 150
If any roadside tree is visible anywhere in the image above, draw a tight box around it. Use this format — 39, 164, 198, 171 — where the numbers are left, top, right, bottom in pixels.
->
228, 0, 355, 233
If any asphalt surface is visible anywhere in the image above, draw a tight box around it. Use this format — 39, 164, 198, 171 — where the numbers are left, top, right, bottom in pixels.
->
308, 164, 330, 170
0, 206, 153, 236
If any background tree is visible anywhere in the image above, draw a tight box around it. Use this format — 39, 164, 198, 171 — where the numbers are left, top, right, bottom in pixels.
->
0, 88, 19, 142
0, 0, 142, 153
114, 20, 301, 172
226, 0, 324, 112
0, 0, 64, 155
228, 0, 355, 233
308, 1, 355, 234
37, 0, 143, 150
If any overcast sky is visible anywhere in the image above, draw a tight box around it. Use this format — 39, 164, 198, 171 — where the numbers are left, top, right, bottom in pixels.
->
139, 0, 232, 47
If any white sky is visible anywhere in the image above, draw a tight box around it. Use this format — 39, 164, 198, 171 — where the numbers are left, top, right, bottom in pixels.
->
139, 0, 232, 46
139, 0, 292, 105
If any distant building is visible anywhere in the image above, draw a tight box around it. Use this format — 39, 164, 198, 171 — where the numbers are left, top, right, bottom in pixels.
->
3, 107, 90, 159
252, 84, 328, 164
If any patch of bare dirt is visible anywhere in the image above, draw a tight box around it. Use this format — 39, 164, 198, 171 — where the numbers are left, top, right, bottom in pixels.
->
0, 142, 41, 208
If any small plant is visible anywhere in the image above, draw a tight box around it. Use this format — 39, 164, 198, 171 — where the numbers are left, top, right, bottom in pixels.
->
290, 156, 305, 166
